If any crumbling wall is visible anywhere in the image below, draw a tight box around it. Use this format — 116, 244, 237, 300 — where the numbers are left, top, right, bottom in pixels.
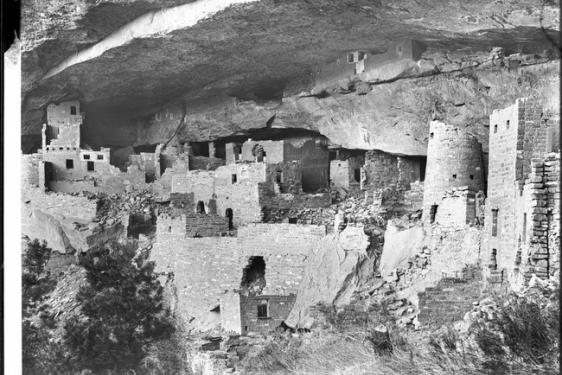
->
423, 121, 484, 221
418, 266, 483, 328
284, 138, 330, 192
361, 150, 400, 191
128, 152, 158, 181
44, 101, 82, 148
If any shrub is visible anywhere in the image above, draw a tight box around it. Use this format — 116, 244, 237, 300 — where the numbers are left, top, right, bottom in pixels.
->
63, 241, 175, 372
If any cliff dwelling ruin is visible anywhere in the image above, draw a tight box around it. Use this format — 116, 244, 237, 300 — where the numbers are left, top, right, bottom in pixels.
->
11, 1, 561, 373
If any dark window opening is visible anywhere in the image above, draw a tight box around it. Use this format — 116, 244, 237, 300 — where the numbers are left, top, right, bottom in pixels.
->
66, 159, 74, 169
70, 106, 77, 115
97, 155, 103, 160
347, 53, 354, 63
168, 226, 172, 232
522, 213, 527, 243
192, 142, 210, 157
59, 147, 63, 150
252, 144, 266, 162
419, 158, 427, 181
83, 154, 90, 160
232, 174, 237, 184
429, 205, 438, 224
244, 326, 248, 332
288, 218, 298, 224
225, 208, 234, 230
257, 300, 269, 319
492, 209, 499, 236
354, 168, 361, 183
240, 256, 266, 296
196, 201, 206, 214
452, 174, 457, 179
493, 124, 498, 133
470, 174, 474, 180
87, 161, 95, 171
214, 142, 226, 159
490, 249, 498, 270
276, 170, 282, 184
506, 120, 510, 129
430, 132, 434, 139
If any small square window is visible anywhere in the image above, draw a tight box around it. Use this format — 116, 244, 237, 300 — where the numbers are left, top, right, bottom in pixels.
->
470, 175, 474, 180
59, 147, 63, 150
70, 106, 77, 115
288, 218, 298, 224
66, 159, 74, 169
83, 154, 90, 160
452, 174, 457, 179
97, 155, 103, 160
232, 174, 237, 183
493, 124, 498, 133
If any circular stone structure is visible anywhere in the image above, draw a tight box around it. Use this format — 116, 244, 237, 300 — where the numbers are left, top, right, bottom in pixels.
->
422, 120, 484, 221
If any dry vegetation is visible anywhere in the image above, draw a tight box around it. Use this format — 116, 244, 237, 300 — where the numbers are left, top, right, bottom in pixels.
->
238, 289, 560, 375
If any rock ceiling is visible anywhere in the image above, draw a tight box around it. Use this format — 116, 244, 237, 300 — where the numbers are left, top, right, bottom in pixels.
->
21, 0, 560, 154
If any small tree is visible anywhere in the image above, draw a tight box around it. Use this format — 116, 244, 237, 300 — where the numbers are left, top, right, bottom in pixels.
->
22, 238, 68, 375
64, 241, 174, 372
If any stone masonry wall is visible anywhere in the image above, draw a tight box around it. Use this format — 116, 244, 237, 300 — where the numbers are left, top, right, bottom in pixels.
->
423, 121, 484, 221
485, 99, 557, 288
434, 188, 477, 227
150, 223, 325, 327
184, 214, 230, 237
239, 294, 296, 335
361, 150, 399, 191
417, 266, 483, 328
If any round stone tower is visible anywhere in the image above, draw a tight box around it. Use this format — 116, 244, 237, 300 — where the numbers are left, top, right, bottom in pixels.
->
422, 121, 484, 222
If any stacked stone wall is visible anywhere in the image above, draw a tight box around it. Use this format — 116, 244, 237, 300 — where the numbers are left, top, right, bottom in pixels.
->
239, 294, 296, 335
151, 223, 325, 326
418, 266, 483, 328
184, 214, 230, 237
485, 99, 558, 287
361, 150, 400, 191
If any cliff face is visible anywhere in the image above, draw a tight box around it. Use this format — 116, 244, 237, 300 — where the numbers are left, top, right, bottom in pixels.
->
21, 0, 560, 154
